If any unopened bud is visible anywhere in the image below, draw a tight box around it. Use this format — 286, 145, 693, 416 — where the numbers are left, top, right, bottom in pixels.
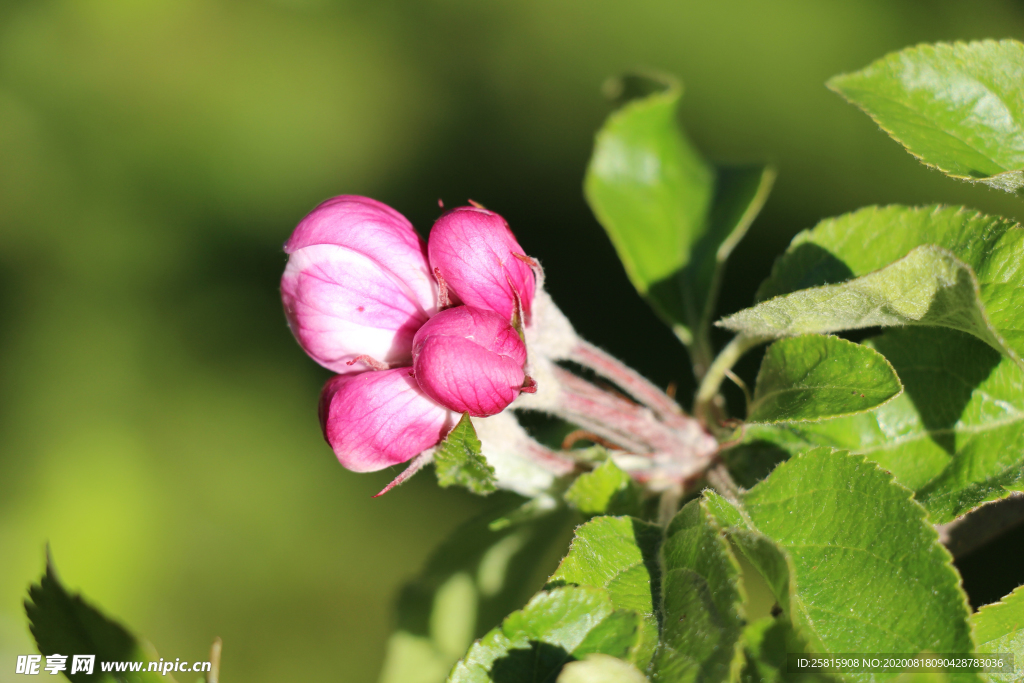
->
412, 306, 528, 417
428, 206, 536, 323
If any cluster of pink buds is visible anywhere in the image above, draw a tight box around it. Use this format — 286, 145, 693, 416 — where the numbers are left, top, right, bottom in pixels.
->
281, 196, 719, 497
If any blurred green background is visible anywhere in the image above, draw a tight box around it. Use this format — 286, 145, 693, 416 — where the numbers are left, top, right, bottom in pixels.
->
3, 1, 1024, 680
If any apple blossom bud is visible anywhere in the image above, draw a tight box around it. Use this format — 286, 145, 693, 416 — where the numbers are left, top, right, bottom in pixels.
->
412, 306, 528, 417
428, 206, 535, 323
319, 368, 454, 472
281, 196, 437, 373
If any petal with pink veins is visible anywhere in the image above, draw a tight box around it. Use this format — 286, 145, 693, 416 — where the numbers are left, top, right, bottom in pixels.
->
428, 206, 535, 322
285, 195, 435, 311
281, 196, 437, 372
412, 306, 528, 417
319, 368, 455, 472
282, 244, 431, 372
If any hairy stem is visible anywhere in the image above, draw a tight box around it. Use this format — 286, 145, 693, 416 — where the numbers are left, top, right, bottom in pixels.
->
569, 340, 686, 424
522, 438, 578, 476
549, 366, 661, 452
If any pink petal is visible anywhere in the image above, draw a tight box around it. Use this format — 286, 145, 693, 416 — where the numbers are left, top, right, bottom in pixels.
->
285, 195, 435, 313
281, 196, 438, 372
319, 368, 454, 472
412, 306, 527, 417
413, 306, 527, 366
428, 207, 535, 322
282, 244, 430, 373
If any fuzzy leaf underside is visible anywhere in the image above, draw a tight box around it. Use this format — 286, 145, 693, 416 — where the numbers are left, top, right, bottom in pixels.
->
828, 40, 1024, 193
749, 334, 903, 423
722, 206, 1024, 371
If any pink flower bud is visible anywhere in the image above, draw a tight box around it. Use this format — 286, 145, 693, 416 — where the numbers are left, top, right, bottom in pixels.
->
428, 206, 536, 323
319, 368, 454, 472
412, 306, 528, 417
281, 196, 437, 373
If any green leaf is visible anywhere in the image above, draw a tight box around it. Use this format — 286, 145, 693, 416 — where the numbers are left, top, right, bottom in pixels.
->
720, 205, 1024, 370
447, 586, 642, 683
547, 516, 662, 668
686, 165, 776, 353
379, 500, 575, 683
828, 40, 1024, 194
25, 556, 168, 683
584, 73, 773, 352
557, 654, 649, 683
434, 413, 496, 495
652, 497, 745, 683
716, 449, 977, 680
725, 244, 995, 355
563, 458, 642, 517
739, 617, 834, 683
749, 334, 902, 423
764, 327, 1024, 523
971, 584, 1024, 682
719, 425, 806, 490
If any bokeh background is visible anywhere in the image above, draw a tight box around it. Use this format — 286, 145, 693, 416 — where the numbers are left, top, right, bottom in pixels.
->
3, 1, 1024, 680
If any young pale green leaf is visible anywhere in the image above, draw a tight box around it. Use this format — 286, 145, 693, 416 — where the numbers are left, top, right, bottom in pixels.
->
434, 414, 496, 495
25, 557, 169, 683
748, 334, 902, 423
828, 40, 1024, 193
723, 244, 998, 356
547, 516, 662, 668
379, 500, 575, 683
971, 584, 1024, 682
715, 449, 977, 680
651, 497, 745, 683
763, 328, 1024, 523
447, 586, 642, 683
584, 72, 773, 351
557, 654, 649, 683
563, 458, 642, 517
721, 205, 1024, 370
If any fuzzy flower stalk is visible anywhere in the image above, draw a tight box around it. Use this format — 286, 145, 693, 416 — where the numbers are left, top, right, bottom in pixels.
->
282, 196, 718, 498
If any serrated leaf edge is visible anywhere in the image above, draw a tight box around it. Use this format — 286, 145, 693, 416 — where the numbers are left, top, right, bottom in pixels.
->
721, 449, 977, 658
971, 583, 1024, 650
723, 237, 1022, 370
827, 39, 1024, 192
747, 334, 905, 425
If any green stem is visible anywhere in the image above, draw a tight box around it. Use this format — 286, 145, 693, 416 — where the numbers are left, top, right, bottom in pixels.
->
685, 325, 714, 381
694, 333, 767, 423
